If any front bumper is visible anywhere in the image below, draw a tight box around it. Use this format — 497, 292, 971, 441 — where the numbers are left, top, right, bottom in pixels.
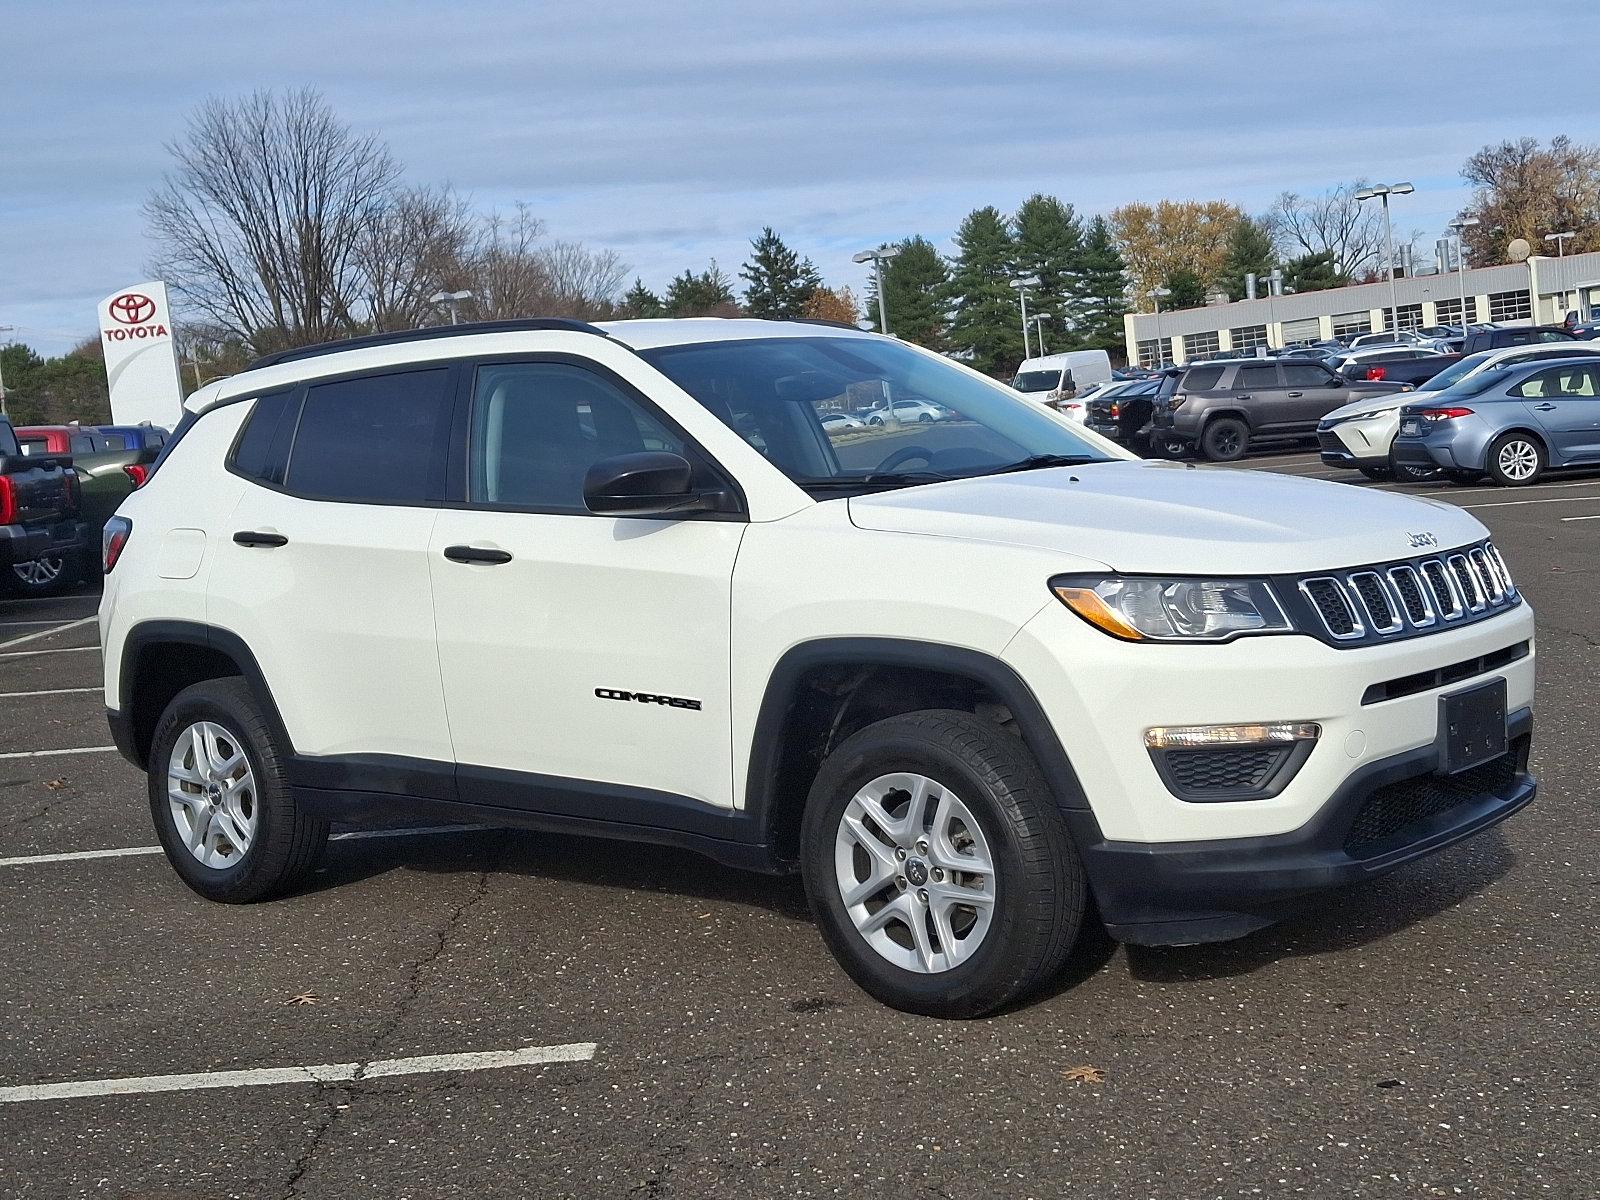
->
1074, 708, 1534, 945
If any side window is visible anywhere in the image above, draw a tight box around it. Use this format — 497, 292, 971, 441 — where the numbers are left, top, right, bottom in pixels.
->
1282, 363, 1333, 388
283, 369, 452, 503
71, 435, 95, 454
99, 433, 128, 450
1539, 330, 1572, 343
469, 362, 688, 512
1515, 366, 1597, 398
229, 390, 298, 485
1235, 364, 1279, 391
1180, 366, 1224, 391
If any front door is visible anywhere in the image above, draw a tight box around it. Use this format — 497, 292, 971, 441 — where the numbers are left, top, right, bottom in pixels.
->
1231, 362, 1291, 434
428, 359, 745, 815
1281, 361, 1348, 427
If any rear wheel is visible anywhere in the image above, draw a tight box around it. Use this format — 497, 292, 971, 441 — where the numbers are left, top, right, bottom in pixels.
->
1199, 418, 1249, 462
148, 678, 328, 902
1388, 451, 1438, 483
1446, 469, 1481, 485
1357, 464, 1390, 481
4, 554, 73, 598
1486, 432, 1546, 487
801, 710, 1085, 1017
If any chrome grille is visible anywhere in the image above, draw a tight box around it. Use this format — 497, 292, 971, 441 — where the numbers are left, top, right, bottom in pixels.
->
1296, 542, 1518, 642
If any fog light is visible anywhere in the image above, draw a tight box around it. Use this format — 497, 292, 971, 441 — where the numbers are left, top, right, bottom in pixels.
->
1144, 722, 1320, 750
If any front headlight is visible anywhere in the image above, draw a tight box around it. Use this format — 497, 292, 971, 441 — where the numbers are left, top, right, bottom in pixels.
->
1052, 575, 1293, 642
1347, 407, 1398, 422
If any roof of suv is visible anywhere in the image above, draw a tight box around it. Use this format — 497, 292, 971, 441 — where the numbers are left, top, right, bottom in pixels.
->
189, 317, 874, 415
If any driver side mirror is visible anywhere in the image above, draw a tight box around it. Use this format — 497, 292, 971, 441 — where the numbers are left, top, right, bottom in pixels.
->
583, 451, 734, 518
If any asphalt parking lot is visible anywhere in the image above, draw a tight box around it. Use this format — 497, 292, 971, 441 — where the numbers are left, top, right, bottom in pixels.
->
1, 457, 1596, 1200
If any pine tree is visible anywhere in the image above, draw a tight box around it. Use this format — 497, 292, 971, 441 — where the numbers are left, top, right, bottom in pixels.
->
620, 278, 664, 318
1163, 267, 1207, 310
945, 207, 1022, 375
1215, 217, 1277, 301
739, 227, 822, 318
861, 236, 949, 349
1074, 215, 1130, 355
1013, 194, 1083, 353
1281, 250, 1348, 293
664, 261, 737, 316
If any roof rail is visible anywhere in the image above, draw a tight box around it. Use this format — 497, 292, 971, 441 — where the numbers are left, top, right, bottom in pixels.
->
246, 318, 611, 371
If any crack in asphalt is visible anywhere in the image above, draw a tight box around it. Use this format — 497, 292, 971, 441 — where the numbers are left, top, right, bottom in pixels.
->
626, 1051, 729, 1198
278, 861, 498, 1199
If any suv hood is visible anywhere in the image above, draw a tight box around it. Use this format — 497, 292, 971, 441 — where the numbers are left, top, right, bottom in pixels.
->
848, 460, 1485, 575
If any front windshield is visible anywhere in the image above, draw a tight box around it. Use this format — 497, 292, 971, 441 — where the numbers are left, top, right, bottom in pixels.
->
643, 336, 1114, 494
1012, 369, 1061, 393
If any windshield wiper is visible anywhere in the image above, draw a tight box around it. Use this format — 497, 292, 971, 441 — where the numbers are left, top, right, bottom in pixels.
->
797, 471, 952, 490
974, 454, 1100, 477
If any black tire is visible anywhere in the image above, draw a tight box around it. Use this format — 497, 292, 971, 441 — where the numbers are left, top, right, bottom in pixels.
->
1199, 417, 1249, 462
800, 710, 1085, 1018
147, 678, 328, 903
1447, 469, 1481, 485
1485, 431, 1547, 487
917, 413, 932, 423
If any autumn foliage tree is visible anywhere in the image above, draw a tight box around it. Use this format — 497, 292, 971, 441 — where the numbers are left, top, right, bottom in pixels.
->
1108, 199, 1244, 309
803, 285, 859, 325
1455, 136, 1600, 265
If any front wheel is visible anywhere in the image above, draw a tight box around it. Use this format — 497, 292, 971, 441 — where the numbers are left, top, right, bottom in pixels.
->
148, 678, 328, 903
801, 710, 1085, 1018
1486, 432, 1546, 487
1200, 417, 1249, 462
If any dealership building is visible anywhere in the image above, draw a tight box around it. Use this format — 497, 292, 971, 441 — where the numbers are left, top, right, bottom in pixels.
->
1122, 250, 1600, 366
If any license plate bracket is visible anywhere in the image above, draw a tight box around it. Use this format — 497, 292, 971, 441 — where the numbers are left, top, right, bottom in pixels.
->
1439, 679, 1507, 775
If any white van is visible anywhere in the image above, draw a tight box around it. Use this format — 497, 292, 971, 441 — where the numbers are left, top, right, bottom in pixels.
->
1011, 350, 1113, 420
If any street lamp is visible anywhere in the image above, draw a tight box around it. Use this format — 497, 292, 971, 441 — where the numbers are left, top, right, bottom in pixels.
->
1544, 231, 1576, 258
1009, 276, 1041, 360
0, 324, 13, 416
428, 289, 474, 325
1030, 312, 1054, 357
1354, 182, 1414, 335
1150, 287, 1171, 367
1448, 217, 1480, 333
852, 247, 902, 337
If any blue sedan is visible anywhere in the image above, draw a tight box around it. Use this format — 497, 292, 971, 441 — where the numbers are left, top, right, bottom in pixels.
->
1392, 358, 1600, 486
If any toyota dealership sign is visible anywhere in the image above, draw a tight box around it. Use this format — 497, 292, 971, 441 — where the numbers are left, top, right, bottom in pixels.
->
97, 280, 184, 428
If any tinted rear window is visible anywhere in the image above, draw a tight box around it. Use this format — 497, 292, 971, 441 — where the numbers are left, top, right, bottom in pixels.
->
1182, 366, 1225, 390
284, 369, 452, 504
231, 391, 298, 485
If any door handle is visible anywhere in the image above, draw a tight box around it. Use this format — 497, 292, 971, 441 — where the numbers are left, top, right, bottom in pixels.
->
1235, 393, 1252, 399
1533, 402, 1557, 411
233, 530, 288, 547
443, 544, 513, 565
1286, 391, 1304, 397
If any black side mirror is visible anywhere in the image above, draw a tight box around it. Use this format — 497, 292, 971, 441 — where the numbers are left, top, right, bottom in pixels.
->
1329, 376, 1345, 386
583, 451, 730, 518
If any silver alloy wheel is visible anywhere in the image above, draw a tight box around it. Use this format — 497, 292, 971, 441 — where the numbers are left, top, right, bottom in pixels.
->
11, 555, 63, 588
167, 721, 258, 869
1496, 439, 1540, 482
833, 772, 996, 974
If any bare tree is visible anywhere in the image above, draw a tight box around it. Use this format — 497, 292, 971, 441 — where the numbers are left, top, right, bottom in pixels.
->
355, 185, 475, 331
146, 89, 400, 353
1266, 182, 1385, 280
462, 204, 628, 321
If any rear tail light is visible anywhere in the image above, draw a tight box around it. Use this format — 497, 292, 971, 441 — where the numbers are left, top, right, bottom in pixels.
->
123, 463, 150, 488
1169, 393, 1188, 409
102, 516, 133, 575
1420, 407, 1474, 421
0, 476, 14, 526
64, 468, 82, 511
1109, 403, 1121, 418
1365, 366, 1387, 380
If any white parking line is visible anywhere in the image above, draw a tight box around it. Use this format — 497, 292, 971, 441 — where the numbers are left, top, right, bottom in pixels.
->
0, 616, 96, 652
0, 687, 101, 698
0, 825, 489, 868
1460, 497, 1600, 510
0, 646, 99, 659
0, 620, 68, 630
0, 1041, 597, 1104
0, 746, 116, 760
1560, 513, 1600, 522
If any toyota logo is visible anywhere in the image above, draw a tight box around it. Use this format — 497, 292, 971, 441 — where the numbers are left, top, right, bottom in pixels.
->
108, 293, 156, 325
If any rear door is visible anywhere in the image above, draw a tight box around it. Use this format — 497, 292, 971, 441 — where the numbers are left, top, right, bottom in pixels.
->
1513, 363, 1600, 461
207, 368, 457, 770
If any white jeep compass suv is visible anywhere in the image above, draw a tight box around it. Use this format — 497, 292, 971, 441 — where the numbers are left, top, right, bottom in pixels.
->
100, 318, 1537, 1017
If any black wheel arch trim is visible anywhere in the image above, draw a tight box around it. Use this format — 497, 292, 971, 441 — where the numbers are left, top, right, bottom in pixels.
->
743, 637, 1092, 821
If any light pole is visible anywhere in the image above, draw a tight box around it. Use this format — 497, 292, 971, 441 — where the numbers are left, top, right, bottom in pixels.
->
1150, 287, 1171, 367
1031, 313, 1053, 357
1448, 217, 1480, 333
0, 324, 12, 416
1544, 231, 1575, 258
1009, 276, 1041, 360
428, 290, 474, 325
1355, 182, 1414, 335
852, 247, 902, 337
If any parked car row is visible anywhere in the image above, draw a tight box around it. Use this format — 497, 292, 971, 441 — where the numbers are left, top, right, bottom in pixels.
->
0, 420, 165, 595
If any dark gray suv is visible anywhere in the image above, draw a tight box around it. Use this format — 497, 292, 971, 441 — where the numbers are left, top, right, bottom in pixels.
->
1151, 358, 1411, 461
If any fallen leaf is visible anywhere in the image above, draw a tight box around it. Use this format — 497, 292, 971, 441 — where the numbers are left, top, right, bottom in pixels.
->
286, 992, 318, 1006
44, 779, 67, 790
1064, 1065, 1105, 1084
1376, 1078, 1404, 1089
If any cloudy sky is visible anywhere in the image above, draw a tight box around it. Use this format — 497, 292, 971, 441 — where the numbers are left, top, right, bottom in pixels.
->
3, 0, 1594, 355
